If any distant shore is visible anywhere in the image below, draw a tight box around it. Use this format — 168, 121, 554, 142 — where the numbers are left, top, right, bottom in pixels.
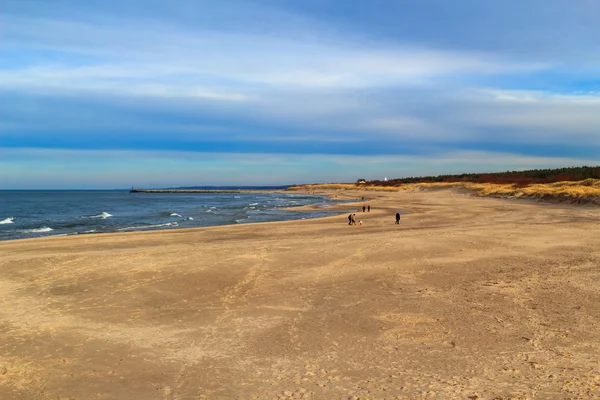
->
130, 189, 247, 193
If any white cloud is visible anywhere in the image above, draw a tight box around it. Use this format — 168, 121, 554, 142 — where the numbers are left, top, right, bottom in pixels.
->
444, 89, 600, 141
0, 65, 252, 101
1, 11, 551, 94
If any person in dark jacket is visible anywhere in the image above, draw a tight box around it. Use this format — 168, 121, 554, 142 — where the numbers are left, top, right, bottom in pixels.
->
362, 205, 366, 212
351, 214, 357, 225
367, 205, 370, 212
395, 212, 400, 224
348, 214, 352, 225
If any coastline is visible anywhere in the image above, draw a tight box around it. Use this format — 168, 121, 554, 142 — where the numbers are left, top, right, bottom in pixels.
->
1, 188, 600, 398
0, 196, 363, 244
0, 190, 350, 243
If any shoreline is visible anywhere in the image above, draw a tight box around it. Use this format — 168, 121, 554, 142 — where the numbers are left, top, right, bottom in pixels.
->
1, 185, 593, 244
0, 190, 359, 244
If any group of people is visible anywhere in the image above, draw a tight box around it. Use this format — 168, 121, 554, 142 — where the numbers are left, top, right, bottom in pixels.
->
347, 204, 401, 225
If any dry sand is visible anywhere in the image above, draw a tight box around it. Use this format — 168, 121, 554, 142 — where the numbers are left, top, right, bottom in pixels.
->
1, 189, 599, 399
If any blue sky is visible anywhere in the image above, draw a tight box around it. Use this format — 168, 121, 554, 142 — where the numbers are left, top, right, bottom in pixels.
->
1, 0, 599, 188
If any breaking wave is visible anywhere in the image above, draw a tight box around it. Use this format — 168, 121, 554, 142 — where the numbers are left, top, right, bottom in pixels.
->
117, 222, 178, 231
22, 226, 54, 233
0, 217, 14, 224
88, 212, 113, 219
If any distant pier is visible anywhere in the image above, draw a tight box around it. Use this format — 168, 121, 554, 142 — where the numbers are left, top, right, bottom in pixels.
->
130, 189, 244, 194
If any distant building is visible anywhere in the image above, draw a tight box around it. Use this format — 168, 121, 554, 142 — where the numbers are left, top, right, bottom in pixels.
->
357, 179, 366, 184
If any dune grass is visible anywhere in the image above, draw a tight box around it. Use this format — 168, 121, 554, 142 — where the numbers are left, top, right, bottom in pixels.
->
402, 179, 600, 199
288, 179, 600, 201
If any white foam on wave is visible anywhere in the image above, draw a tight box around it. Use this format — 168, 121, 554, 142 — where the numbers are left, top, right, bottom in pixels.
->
47, 232, 80, 237
187, 217, 194, 220
82, 229, 97, 233
0, 217, 14, 224
22, 226, 53, 233
249, 203, 259, 206
117, 222, 178, 231
170, 212, 182, 218
89, 212, 113, 219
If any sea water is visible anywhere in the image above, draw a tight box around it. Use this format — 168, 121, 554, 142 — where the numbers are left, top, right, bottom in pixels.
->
0, 190, 349, 241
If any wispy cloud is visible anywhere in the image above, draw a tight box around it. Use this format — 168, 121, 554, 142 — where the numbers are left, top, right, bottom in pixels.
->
445, 89, 600, 142
1, 10, 551, 92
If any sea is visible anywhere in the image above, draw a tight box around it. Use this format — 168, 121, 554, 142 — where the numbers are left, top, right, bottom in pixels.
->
0, 190, 350, 241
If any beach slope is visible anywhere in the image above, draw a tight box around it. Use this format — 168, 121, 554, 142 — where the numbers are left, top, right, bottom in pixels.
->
1, 189, 600, 399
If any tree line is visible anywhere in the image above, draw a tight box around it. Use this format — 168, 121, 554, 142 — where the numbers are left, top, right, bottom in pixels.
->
368, 166, 600, 186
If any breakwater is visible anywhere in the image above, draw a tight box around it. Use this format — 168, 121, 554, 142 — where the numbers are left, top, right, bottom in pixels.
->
130, 189, 245, 193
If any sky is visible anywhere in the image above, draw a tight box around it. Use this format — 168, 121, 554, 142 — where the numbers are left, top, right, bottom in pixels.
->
1, 0, 600, 189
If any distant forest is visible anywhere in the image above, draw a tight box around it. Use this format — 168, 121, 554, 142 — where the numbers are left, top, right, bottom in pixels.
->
368, 166, 600, 186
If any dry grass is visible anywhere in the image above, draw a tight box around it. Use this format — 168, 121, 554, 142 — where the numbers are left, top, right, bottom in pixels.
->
288, 180, 600, 201
402, 179, 600, 200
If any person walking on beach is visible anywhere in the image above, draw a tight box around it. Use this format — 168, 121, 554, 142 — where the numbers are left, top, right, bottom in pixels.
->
362, 205, 366, 212
348, 214, 352, 225
367, 205, 370, 212
351, 214, 357, 225
395, 212, 400, 224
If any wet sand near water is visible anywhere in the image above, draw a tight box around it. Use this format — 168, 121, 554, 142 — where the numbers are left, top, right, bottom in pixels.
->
1, 189, 600, 399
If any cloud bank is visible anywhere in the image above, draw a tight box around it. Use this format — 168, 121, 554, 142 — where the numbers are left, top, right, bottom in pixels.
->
1, 0, 599, 188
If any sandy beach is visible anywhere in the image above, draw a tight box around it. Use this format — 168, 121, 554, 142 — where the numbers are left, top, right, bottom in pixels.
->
1, 188, 599, 399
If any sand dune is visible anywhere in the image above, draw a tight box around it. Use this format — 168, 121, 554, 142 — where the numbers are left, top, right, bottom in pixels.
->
1, 189, 599, 399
